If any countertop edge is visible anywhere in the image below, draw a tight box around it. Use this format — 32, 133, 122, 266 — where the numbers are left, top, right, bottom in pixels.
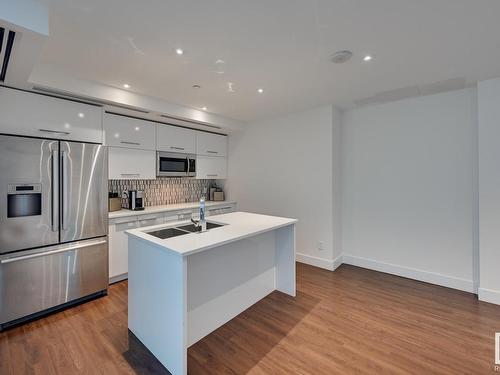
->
125, 213, 297, 257
109, 201, 237, 220
179, 220, 297, 257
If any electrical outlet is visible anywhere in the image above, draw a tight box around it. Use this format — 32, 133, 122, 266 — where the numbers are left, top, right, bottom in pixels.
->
318, 241, 325, 251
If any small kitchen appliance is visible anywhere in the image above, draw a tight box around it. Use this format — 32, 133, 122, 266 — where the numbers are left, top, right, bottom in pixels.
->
128, 190, 145, 211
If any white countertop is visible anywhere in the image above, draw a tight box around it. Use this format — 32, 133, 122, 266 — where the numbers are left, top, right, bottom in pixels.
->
109, 201, 236, 219
125, 211, 297, 257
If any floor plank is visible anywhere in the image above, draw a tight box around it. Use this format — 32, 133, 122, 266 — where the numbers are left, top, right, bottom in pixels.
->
1, 263, 499, 374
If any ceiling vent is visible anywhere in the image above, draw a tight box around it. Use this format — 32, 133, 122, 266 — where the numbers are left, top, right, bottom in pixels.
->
0, 27, 16, 82
32, 86, 222, 131
32, 86, 148, 114
159, 114, 222, 130
354, 77, 468, 107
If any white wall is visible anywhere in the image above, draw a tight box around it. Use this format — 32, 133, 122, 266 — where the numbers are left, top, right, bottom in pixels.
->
478, 78, 500, 304
341, 88, 478, 292
226, 105, 342, 270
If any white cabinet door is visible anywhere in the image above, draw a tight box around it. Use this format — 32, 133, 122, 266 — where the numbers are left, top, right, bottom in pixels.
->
157, 124, 196, 153
109, 218, 137, 281
109, 213, 165, 282
0, 86, 103, 143
104, 113, 156, 150
196, 156, 227, 179
196, 132, 227, 157
109, 147, 156, 179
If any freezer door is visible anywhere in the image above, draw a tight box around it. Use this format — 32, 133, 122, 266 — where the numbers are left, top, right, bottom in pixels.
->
0, 238, 108, 324
0, 135, 59, 254
60, 142, 108, 243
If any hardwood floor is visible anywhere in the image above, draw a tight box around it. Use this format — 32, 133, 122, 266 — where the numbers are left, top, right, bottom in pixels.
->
1, 263, 499, 374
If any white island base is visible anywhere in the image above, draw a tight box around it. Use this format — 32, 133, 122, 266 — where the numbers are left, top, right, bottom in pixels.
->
126, 212, 297, 375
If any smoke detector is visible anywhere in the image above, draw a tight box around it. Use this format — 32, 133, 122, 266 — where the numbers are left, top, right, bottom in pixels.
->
330, 50, 353, 64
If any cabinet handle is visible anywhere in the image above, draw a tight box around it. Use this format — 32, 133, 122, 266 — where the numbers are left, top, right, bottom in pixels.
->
120, 173, 140, 177
207, 174, 218, 177
207, 150, 218, 154
1, 240, 107, 264
39, 129, 70, 135
121, 141, 141, 146
170, 146, 185, 150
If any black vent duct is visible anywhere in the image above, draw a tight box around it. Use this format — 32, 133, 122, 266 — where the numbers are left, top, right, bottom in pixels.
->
0, 27, 15, 82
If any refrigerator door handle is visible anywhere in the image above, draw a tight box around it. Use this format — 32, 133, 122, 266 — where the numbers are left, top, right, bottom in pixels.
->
51, 149, 59, 232
61, 150, 69, 231
0, 239, 107, 264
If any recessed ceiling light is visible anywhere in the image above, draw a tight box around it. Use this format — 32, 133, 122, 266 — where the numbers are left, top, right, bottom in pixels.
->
192, 84, 201, 89
134, 126, 140, 131
363, 55, 373, 62
176, 48, 184, 55
78, 112, 85, 118
201, 106, 208, 111
257, 88, 264, 94
123, 83, 130, 89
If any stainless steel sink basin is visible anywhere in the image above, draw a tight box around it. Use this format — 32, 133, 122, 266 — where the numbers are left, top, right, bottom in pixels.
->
146, 222, 226, 239
147, 227, 188, 239
177, 222, 226, 233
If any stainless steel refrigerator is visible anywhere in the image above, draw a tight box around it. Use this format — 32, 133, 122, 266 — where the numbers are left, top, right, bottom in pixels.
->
0, 134, 108, 329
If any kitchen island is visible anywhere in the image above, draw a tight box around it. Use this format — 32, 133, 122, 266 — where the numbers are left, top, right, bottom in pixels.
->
125, 211, 297, 375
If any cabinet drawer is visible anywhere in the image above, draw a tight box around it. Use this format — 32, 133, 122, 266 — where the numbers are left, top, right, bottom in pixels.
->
138, 217, 164, 227
157, 124, 196, 154
104, 113, 156, 150
110, 216, 138, 225
108, 147, 156, 180
114, 220, 141, 232
196, 132, 227, 157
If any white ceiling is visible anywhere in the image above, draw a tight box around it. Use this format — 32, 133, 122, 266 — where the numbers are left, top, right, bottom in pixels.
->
36, 0, 500, 122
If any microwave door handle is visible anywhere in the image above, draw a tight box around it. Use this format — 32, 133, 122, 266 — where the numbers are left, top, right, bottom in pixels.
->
51, 149, 59, 232
187, 157, 190, 176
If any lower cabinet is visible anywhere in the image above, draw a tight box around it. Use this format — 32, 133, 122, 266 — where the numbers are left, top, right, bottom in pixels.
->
108, 214, 165, 283
108, 203, 236, 283
108, 218, 136, 283
207, 205, 234, 216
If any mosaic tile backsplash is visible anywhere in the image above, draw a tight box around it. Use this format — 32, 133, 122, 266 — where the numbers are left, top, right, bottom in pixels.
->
109, 178, 216, 208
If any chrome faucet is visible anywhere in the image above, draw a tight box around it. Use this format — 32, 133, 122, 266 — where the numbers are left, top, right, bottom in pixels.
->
191, 195, 207, 232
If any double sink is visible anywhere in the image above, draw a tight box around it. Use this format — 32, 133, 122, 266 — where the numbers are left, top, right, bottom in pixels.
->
147, 222, 226, 239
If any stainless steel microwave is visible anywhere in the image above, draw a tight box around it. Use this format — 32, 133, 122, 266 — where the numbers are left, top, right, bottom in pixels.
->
157, 151, 196, 177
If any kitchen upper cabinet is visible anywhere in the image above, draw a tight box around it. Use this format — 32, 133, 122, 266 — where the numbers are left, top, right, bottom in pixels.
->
196, 155, 227, 179
108, 147, 156, 180
196, 132, 227, 157
104, 113, 156, 150
0, 86, 103, 143
156, 124, 196, 154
